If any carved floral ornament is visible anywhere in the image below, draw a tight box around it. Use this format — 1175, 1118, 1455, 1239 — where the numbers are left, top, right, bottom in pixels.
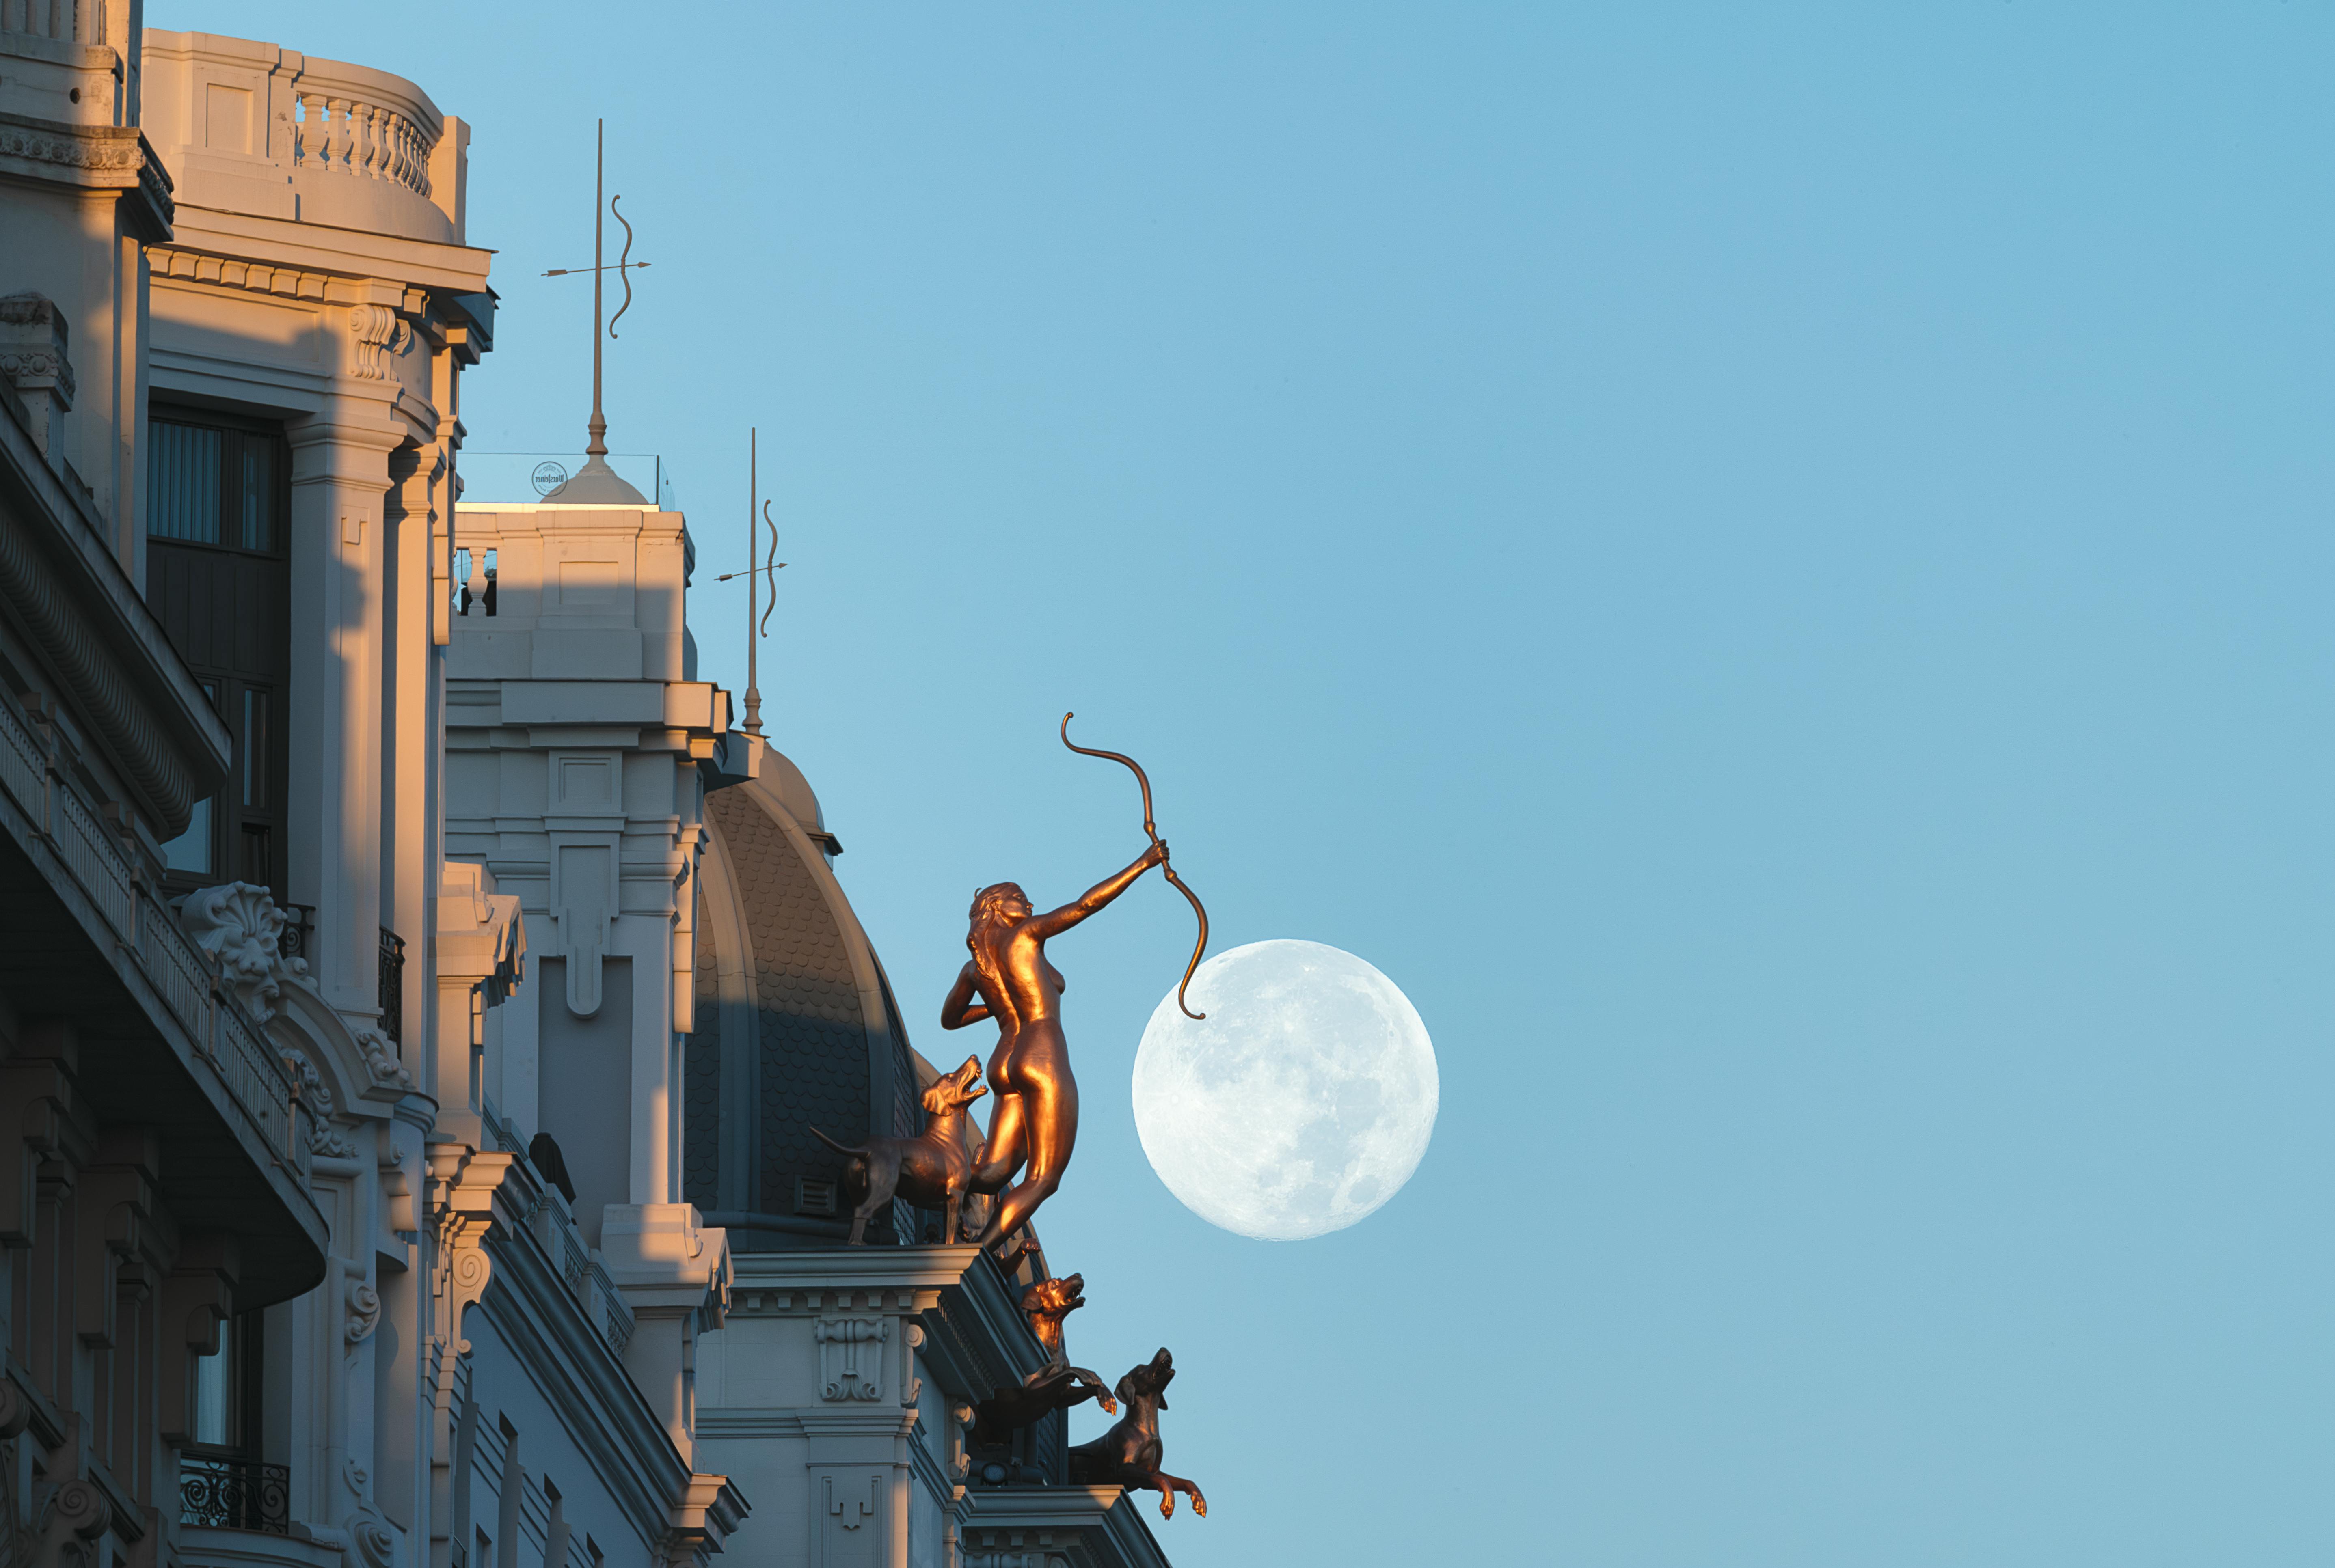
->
177, 882, 413, 1161
178, 882, 286, 1020
0, 121, 143, 175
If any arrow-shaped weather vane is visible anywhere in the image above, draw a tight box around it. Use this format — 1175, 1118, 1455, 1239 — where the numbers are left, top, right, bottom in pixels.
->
724, 430, 789, 735
542, 119, 652, 460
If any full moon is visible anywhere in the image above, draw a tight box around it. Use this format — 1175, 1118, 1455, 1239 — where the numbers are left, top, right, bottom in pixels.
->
1131, 940, 1438, 1241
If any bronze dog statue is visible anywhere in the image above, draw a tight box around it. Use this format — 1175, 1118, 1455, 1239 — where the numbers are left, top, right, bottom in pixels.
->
972, 1269, 1116, 1436
1067, 1348, 1207, 1519
1021, 1271, 1087, 1359
812, 1056, 987, 1244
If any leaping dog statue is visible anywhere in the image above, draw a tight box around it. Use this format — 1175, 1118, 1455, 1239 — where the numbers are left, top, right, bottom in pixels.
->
973, 1268, 1117, 1434
1067, 1348, 1207, 1520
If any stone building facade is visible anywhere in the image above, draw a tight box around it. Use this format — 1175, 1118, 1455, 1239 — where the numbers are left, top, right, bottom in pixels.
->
4, 11, 1185, 1568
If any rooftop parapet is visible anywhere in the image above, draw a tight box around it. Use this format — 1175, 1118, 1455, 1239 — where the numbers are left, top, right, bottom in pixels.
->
462, 450, 680, 511
140, 30, 469, 244
1, 0, 145, 129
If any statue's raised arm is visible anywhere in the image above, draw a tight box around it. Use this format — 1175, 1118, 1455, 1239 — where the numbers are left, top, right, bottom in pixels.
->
1028, 842, 1168, 940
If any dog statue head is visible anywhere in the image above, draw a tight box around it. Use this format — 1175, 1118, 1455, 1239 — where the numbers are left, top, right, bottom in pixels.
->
1018, 1272, 1086, 1355
921, 1055, 988, 1119
1115, 1346, 1176, 1412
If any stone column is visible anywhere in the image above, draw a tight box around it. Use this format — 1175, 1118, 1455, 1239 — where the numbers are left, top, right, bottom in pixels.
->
286, 398, 402, 1026
384, 443, 441, 1091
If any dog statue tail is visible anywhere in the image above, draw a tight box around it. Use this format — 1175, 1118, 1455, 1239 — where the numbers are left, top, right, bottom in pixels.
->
810, 1126, 867, 1158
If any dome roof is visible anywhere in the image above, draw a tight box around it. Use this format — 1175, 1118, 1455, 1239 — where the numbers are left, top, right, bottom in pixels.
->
542, 453, 649, 505
685, 754, 922, 1247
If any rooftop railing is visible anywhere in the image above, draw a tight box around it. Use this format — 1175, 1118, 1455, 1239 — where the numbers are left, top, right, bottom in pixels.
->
2, 0, 104, 47
456, 451, 677, 511
293, 82, 434, 198
480, 1101, 636, 1357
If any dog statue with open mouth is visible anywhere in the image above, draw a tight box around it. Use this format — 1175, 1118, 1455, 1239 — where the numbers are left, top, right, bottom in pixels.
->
812, 1055, 987, 1245
1067, 1347, 1207, 1520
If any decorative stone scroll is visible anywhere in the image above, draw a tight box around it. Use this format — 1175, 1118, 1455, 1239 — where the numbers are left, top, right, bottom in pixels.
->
813, 1317, 887, 1402
347, 303, 412, 380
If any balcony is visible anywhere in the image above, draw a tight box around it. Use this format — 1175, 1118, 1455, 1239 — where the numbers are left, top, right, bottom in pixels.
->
141, 32, 469, 247
378, 926, 404, 1045
179, 1448, 289, 1534
0, 345, 327, 1305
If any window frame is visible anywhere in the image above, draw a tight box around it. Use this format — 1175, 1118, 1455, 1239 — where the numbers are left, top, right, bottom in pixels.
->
145, 403, 294, 902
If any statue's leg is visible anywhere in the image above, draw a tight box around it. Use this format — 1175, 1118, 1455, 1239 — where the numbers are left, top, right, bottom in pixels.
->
975, 1059, 1079, 1246
970, 1091, 1029, 1195
1149, 1472, 1204, 1518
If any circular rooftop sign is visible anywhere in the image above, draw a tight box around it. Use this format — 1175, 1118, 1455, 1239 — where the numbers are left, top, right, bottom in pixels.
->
531, 460, 568, 496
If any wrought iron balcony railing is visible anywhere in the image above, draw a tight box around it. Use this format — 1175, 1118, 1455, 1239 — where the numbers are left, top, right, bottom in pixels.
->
179, 1447, 289, 1534
378, 926, 405, 1044
277, 902, 315, 964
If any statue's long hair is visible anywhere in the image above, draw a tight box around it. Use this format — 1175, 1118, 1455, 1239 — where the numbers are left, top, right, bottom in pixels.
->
966, 882, 1026, 998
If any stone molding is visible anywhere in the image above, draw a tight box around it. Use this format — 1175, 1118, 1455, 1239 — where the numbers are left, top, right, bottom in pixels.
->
425, 1145, 512, 1359
0, 294, 75, 461
652, 1475, 747, 1568
0, 112, 137, 175
961, 1488, 1173, 1568
147, 244, 334, 300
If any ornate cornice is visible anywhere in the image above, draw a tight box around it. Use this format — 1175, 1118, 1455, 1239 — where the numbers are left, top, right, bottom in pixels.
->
0, 114, 173, 235
0, 114, 140, 176
146, 244, 332, 301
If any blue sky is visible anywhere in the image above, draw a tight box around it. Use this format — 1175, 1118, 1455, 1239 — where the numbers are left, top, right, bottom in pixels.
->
166, 4, 2335, 1562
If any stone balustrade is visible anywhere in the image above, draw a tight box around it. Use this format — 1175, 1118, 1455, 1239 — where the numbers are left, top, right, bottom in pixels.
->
0, 0, 103, 47
142, 31, 469, 244
288, 63, 436, 198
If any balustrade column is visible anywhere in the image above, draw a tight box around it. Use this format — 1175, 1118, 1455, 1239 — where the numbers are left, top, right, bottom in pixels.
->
295, 93, 322, 168
326, 97, 352, 173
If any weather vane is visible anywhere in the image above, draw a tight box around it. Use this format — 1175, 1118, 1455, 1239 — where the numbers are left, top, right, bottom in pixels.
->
714, 429, 789, 735
542, 118, 651, 467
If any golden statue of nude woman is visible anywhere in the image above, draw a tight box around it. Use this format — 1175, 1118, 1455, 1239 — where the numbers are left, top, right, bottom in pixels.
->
942, 841, 1169, 1248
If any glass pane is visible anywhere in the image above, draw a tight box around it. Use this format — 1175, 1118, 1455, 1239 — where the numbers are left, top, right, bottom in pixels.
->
239, 824, 270, 885
241, 689, 268, 807
239, 440, 275, 552
148, 422, 221, 544
193, 1342, 231, 1446
162, 796, 212, 875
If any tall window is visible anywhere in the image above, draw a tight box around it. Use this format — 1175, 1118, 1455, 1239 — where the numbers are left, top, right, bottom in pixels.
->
192, 1310, 264, 1451
146, 408, 292, 899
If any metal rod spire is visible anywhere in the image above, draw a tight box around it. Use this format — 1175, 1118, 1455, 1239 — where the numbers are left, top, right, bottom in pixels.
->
587, 118, 607, 457
745, 428, 763, 734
